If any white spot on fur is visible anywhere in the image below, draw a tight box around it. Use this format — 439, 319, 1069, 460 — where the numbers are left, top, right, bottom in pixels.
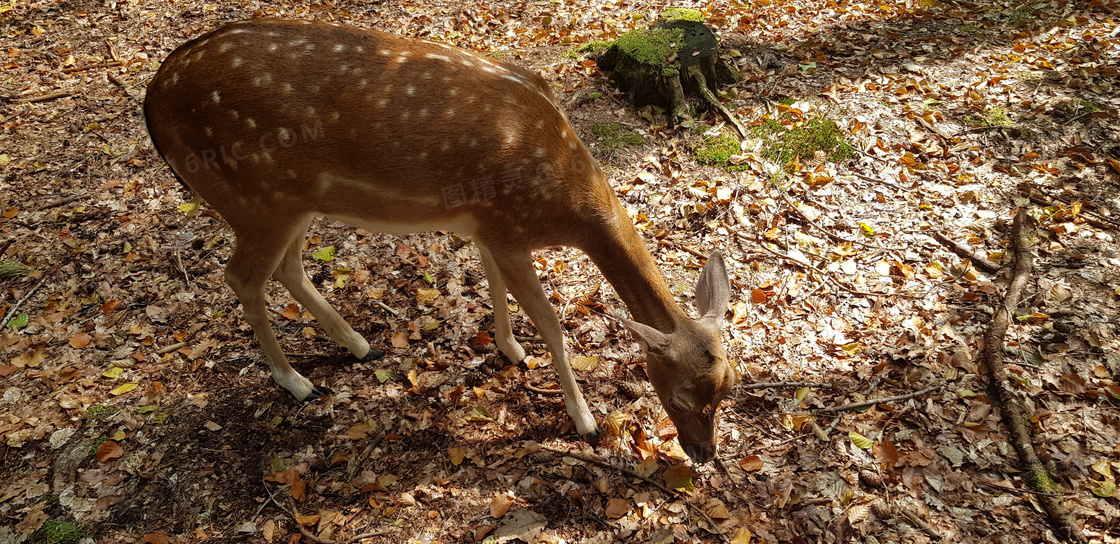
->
535, 120, 544, 129
269, 43, 278, 52
232, 57, 243, 67
211, 91, 220, 103
219, 43, 232, 53
247, 118, 256, 129
204, 126, 213, 138
356, 46, 365, 53
449, 87, 458, 96
396, 57, 408, 63
536, 148, 546, 157
426, 53, 451, 61
282, 83, 293, 93
228, 110, 239, 120
445, 108, 455, 116
334, 44, 345, 52
306, 106, 316, 116
380, 49, 391, 55
569, 141, 578, 150
406, 85, 415, 96
377, 98, 389, 107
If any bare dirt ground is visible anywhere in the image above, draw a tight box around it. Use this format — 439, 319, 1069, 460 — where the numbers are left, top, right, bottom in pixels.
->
1, 0, 1118, 543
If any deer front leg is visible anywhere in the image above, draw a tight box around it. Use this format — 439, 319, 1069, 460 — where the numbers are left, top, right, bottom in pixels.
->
485, 246, 599, 441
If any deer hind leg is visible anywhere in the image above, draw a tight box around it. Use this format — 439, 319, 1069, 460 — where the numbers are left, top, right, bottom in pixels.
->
225, 218, 323, 401
484, 246, 599, 441
476, 242, 526, 363
273, 219, 382, 362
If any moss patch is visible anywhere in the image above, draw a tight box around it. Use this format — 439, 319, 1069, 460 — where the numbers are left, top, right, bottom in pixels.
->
969, 106, 1014, 128
753, 116, 854, 166
590, 122, 646, 156
694, 132, 745, 170
660, 8, 704, 22
34, 519, 89, 544
610, 27, 686, 76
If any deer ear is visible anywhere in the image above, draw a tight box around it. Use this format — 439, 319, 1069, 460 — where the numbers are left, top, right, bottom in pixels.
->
619, 317, 671, 353
695, 250, 731, 322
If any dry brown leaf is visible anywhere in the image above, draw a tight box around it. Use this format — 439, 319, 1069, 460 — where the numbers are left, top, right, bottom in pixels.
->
489, 493, 514, 518
604, 497, 630, 519
291, 478, 308, 502
96, 440, 124, 463
391, 330, 410, 348
448, 446, 465, 466
69, 332, 93, 349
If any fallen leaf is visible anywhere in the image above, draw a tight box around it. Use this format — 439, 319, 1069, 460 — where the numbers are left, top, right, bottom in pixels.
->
142, 532, 171, 544
69, 332, 93, 348
604, 497, 630, 519
448, 446, 465, 466
292, 479, 307, 502
490, 493, 514, 518
391, 331, 409, 348
740, 455, 763, 471
110, 383, 139, 395
96, 440, 124, 463
663, 464, 693, 491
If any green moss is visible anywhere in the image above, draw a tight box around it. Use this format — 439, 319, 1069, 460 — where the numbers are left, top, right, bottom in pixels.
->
36, 519, 89, 544
660, 8, 704, 22
752, 116, 854, 166
590, 122, 646, 156
84, 404, 118, 420
611, 27, 686, 76
694, 132, 742, 168
979, 106, 1014, 128
577, 41, 612, 55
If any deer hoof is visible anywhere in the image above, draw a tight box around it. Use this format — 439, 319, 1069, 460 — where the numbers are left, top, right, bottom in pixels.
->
581, 429, 602, 444
303, 385, 330, 402
363, 347, 385, 361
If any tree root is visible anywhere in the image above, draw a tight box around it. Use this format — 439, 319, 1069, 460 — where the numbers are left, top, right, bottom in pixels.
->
982, 209, 1087, 544
686, 64, 747, 139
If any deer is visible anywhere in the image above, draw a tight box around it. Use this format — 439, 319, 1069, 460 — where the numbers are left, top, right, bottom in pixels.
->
144, 18, 737, 463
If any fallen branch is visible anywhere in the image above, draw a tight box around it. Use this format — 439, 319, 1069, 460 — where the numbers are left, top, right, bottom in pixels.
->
1, 275, 48, 329
538, 444, 728, 543
813, 384, 943, 413
739, 381, 836, 391
1024, 191, 1120, 230
982, 210, 1087, 544
22, 91, 72, 103
526, 383, 564, 395
930, 232, 1002, 274
62, 60, 122, 73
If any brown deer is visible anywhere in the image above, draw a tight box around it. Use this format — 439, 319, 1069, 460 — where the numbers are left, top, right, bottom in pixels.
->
144, 19, 737, 462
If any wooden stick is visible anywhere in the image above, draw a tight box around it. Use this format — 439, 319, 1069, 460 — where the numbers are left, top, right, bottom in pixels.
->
526, 383, 564, 395
813, 384, 943, 413
62, 60, 122, 73
538, 444, 729, 543
930, 231, 1001, 274
0, 276, 47, 329
981, 210, 1087, 543
22, 92, 72, 103
739, 381, 835, 390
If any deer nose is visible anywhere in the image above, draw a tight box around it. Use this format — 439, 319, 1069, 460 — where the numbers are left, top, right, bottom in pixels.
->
684, 443, 716, 464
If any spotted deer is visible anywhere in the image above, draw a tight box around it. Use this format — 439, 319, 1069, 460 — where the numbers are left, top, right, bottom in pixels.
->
144, 18, 737, 462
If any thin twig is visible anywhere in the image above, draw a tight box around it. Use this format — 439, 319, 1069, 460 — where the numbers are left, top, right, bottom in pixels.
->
744, 233, 918, 299
156, 341, 188, 355
263, 481, 328, 544
930, 232, 1002, 274
538, 444, 729, 543
813, 384, 944, 413
373, 299, 399, 317
22, 92, 72, 103
977, 479, 1058, 498
849, 171, 905, 191
1, 275, 48, 329
62, 60, 122, 73
739, 381, 836, 391
901, 508, 942, 539
1024, 191, 1120, 230
776, 190, 880, 250
526, 383, 564, 395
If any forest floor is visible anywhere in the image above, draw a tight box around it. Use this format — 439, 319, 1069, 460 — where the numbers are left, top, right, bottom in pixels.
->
1, 0, 1119, 543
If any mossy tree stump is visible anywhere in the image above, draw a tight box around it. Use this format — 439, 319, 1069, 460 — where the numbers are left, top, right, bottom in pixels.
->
593, 11, 744, 136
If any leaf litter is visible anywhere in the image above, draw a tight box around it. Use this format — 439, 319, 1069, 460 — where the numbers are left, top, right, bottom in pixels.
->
1, 0, 1119, 542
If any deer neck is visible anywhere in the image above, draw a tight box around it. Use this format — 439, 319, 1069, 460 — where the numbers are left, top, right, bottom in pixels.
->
582, 206, 685, 334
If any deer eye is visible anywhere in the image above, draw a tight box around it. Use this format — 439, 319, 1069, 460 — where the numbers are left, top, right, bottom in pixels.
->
669, 397, 687, 413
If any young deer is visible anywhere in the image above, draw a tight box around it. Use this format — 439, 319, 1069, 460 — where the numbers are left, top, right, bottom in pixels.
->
144, 19, 737, 462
